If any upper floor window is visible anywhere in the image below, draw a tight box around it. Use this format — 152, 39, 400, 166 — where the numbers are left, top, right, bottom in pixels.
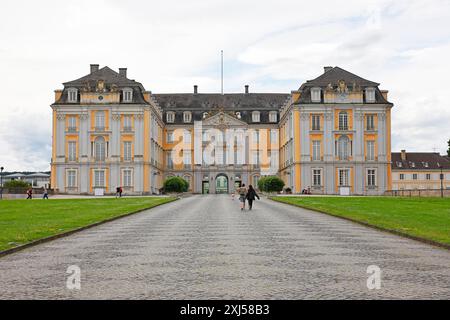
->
68, 116, 77, 131
312, 141, 321, 161
68, 141, 77, 161
311, 87, 321, 102
413, 173, 418, 180
167, 131, 174, 143
338, 111, 348, 131
183, 111, 192, 123
123, 141, 132, 161
252, 111, 260, 123
426, 173, 431, 180
366, 114, 375, 130
123, 115, 132, 131
123, 88, 133, 102
166, 112, 175, 123
311, 114, 321, 131
94, 136, 106, 161
400, 173, 405, 180
95, 111, 105, 130
269, 111, 277, 123
365, 87, 376, 102
337, 135, 351, 160
67, 88, 78, 103
184, 130, 192, 144
366, 141, 375, 161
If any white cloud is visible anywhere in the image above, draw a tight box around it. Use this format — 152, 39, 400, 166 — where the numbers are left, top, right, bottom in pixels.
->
0, 0, 449, 171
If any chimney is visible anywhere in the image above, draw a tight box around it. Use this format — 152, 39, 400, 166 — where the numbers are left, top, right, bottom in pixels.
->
245, 85, 249, 94
119, 68, 127, 78
401, 150, 407, 161
90, 64, 99, 73
194, 85, 198, 94
324, 66, 333, 73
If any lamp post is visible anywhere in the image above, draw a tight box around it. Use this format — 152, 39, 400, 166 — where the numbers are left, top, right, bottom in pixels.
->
0, 166, 4, 200
439, 164, 444, 198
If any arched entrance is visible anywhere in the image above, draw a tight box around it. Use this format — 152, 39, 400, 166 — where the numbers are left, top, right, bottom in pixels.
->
215, 174, 229, 194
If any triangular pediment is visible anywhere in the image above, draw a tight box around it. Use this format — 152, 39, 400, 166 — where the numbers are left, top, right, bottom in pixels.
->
202, 111, 247, 127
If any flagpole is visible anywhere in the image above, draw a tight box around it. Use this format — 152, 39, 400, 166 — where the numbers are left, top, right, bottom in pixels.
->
221, 50, 224, 95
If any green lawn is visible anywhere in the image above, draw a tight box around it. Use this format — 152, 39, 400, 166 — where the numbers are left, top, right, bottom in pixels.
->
0, 197, 176, 252
272, 196, 450, 246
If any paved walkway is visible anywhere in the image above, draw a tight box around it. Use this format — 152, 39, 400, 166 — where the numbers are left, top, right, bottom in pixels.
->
0, 195, 449, 299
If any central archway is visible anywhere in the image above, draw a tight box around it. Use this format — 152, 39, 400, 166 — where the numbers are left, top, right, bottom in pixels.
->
215, 174, 229, 194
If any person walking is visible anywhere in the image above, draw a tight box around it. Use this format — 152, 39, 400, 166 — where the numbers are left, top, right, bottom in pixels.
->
116, 187, 121, 198
246, 185, 260, 211
42, 187, 49, 200
119, 186, 123, 198
236, 184, 247, 211
26, 188, 32, 200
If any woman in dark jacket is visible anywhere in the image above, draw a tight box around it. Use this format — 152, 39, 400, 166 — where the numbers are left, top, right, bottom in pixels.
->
246, 185, 260, 210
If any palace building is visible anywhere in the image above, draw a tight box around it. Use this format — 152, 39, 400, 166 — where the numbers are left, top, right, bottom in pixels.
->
50, 64, 393, 195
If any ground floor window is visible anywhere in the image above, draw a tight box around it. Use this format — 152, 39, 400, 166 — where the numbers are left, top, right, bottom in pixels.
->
312, 169, 322, 186
338, 169, 349, 186
67, 170, 77, 187
367, 169, 376, 187
253, 175, 260, 187
122, 169, 133, 187
94, 170, 105, 187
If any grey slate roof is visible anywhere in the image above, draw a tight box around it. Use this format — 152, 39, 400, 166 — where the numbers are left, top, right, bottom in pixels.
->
55, 66, 148, 105
153, 93, 290, 124
298, 66, 390, 104
391, 152, 450, 170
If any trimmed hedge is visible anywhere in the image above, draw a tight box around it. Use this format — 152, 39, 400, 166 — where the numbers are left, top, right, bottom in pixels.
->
3, 180, 31, 188
163, 176, 189, 193
258, 176, 285, 193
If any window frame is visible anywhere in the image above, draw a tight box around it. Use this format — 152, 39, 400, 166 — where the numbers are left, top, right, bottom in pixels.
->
68, 141, 77, 162
338, 111, 348, 131
312, 169, 322, 187
122, 88, 133, 103
367, 169, 376, 187
67, 88, 78, 103
311, 87, 321, 102
166, 112, 175, 123
252, 111, 260, 123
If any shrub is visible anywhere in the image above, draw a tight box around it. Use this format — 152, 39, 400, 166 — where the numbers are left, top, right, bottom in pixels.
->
163, 176, 189, 193
258, 176, 285, 193
3, 180, 31, 188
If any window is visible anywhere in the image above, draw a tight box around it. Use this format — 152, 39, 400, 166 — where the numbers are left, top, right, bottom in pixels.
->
183, 111, 192, 123
123, 115, 132, 131
183, 150, 191, 167
167, 131, 174, 143
338, 112, 348, 130
397, 161, 403, 168
68, 141, 77, 161
166, 112, 175, 123
123, 141, 132, 161
67, 170, 77, 187
183, 175, 191, 189
269, 111, 277, 123
270, 130, 278, 145
426, 174, 431, 180
94, 136, 106, 161
252, 111, 260, 123
253, 175, 260, 187
313, 169, 322, 186
413, 174, 418, 180
337, 135, 350, 160
68, 116, 77, 131
365, 87, 376, 102
400, 173, 405, 180
311, 115, 321, 131
367, 169, 376, 187
339, 169, 350, 186
252, 150, 260, 166
167, 151, 174, 169
123, 169, 132, 187
311, 88, 321, 102
312, 141, 321, 161
123, 89, 133, 102
423, 162, 429, 168
366, 114, 375, 130
95, 111, 105, 130
410, 162, 416, 168
366, 141, 375, 161
94, 170, 105, 187
67, 88, 78, 103
184, 130, 192, 144
252, 130, 259, 144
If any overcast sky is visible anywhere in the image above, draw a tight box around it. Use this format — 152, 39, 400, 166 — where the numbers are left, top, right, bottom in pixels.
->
0, 0, 449, 171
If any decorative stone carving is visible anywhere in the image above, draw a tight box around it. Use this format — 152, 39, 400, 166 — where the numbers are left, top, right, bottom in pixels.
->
79, 113, 89, 120
135, 113, 144, 120
56, 113, 66, 120
112, 113, 121, 121
337, 80, 348, 93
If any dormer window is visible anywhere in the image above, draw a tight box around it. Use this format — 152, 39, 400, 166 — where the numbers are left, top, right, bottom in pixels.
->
252, 111, 260, 123
166, 112, 175, 123
396, 161, 403, 168
365, 87, 376, 102
183, 111, 192, 123
410, 162, 415, 168
123, 88, 133, 102
311, 87, 321, 103
67, 88, 78, 103
269, 111, 277, 123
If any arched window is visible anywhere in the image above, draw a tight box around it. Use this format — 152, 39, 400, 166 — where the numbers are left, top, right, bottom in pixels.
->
338, 135, 350, 160
339, 111, 348, 130
94, 136, 106, 161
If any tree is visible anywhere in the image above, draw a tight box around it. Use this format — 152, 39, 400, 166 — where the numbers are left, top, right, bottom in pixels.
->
163, 176, 189, 193
258, 176, 285, 193
447, 139, 450, 157
4, 180, 31, 188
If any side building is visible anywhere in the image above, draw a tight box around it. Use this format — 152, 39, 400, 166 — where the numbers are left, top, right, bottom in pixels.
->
50, 65, 164, 195
279, 67, 393, 195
